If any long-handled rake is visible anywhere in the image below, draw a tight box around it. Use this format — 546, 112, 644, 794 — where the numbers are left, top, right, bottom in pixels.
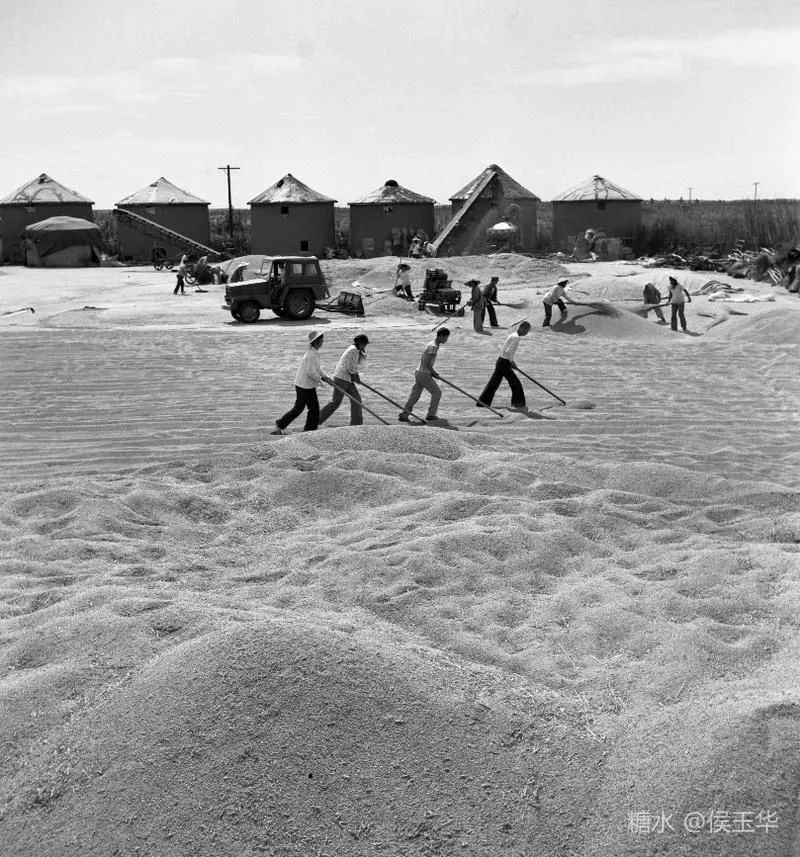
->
437, 374, 505, 418
322, 378, 389, 425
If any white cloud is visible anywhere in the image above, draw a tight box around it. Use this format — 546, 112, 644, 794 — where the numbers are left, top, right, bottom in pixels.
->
508, 27, 800, 87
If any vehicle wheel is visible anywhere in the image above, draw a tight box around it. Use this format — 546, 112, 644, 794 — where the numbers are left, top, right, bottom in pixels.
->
230, 309, 242, 322
239, 302, 261, 323
272, 307, 288, 317
284, 289, 315, 320
154, 262, 164, 271
165, 262, 174, 271
184, 272, 197, 285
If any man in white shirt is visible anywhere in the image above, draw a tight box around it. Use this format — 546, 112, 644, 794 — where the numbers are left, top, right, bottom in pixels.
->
542, 279, 574, 327
272, 330, 330, 434
477, 321, 531, 408
399, 328, 450, 422
318, 335, 369, 426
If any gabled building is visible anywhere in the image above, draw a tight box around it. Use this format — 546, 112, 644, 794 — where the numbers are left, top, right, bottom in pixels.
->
349, 179, 435, 258
0, 173, 94, 264
249, 173, 336, 256
433, 164, 540, 256
551, 175, 642, 250
115, 177, 210, 261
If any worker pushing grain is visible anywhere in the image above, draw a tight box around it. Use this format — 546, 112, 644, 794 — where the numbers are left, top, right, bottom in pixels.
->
271, 330, 331, 434
398, 328, 451, 422
318, 334, 370, 426
477, 321, 532, 409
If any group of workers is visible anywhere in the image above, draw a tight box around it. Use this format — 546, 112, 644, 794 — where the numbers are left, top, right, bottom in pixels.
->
270, 269, 696, 434
270, 319, 538, 434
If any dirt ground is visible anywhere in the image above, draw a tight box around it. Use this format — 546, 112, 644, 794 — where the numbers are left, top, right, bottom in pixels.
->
1, 255, 799, 856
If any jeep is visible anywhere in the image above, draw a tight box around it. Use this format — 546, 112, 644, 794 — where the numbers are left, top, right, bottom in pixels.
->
222, 256, 330, 323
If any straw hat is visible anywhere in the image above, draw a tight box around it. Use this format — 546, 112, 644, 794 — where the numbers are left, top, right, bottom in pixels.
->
307, 330, 323, 344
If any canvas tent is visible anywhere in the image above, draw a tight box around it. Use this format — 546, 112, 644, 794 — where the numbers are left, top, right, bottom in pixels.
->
24, 216, 102, 267
0, 173, 94, 264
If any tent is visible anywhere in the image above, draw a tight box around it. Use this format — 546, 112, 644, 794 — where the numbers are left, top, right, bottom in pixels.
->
24, 216, 102, 267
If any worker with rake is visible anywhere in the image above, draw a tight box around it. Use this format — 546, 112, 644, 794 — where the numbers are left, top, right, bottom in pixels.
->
399, 328, 450, 422
318, 334, 369, 426
667, 276, 692, 332
271, 330, 331, 434
466, 279, 486, 332
477, 321, 532, 409
481, 276, 500, 328
542, 279, 575, 326
394, 263, 414, 300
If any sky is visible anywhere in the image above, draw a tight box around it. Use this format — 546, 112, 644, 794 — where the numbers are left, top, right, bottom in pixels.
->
1, 0, 797, 208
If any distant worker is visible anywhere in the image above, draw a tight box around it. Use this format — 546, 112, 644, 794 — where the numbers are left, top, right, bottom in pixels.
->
318, 334, 370, 426
394, 263, 414, 300
643, 281, 667, 324
271, 330, 330, 435
399, 327, 450, 422
542, 278, 574, 327
465, 279, 485, 332
173, 254, 188, 295
667, 275, 692, 332
477, 321, 532, 409
482, 276, 500, 328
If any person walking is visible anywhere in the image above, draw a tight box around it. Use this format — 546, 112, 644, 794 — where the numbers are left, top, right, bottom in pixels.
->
481, 276, 500, 328
542, 279, 573, 326
271, 330, 330, 435
643, 281, 667, 323
477, 321, 531, 409
399, 328, 450, 422
466, 279, 485, 332
318, 335, 369, 426
173, 254, 188, 295
667, 276, 692, 331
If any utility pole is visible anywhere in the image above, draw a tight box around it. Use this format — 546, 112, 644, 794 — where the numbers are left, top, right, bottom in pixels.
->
688, 187, 693, 204
218, 165, 240, 241
753, 181, 760, 248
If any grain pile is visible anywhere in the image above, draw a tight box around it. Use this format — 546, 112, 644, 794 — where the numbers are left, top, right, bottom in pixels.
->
1, 257, 799, 856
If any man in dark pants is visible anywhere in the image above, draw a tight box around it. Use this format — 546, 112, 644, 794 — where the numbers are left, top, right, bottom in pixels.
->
477, 321, 531, 409
482, 277, 500, 328
271, 330, 330, 434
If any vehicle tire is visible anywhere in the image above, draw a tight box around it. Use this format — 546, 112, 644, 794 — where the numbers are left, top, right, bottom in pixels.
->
230, 309, 242, 322
184, 271, 197, 285
165, 262, 174, 271
239, 302, 261, 324
272, 307, 289, 317
154, 262, 164, 271
284, 289, 315, 320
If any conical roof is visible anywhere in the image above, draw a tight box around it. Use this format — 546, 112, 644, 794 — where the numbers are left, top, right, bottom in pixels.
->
449, 164, 540, 202
0, 173, 94, 205
553, 175, 641, 202
116, 177, 209, 206
349, 179, 435, 205
248, 173, 336, 205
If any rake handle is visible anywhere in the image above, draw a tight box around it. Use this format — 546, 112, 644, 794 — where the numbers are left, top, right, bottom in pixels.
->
357, 379, 426, 424
514, 367, 566, 406
437, 375, 504, 418
323, 378, 389, 425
